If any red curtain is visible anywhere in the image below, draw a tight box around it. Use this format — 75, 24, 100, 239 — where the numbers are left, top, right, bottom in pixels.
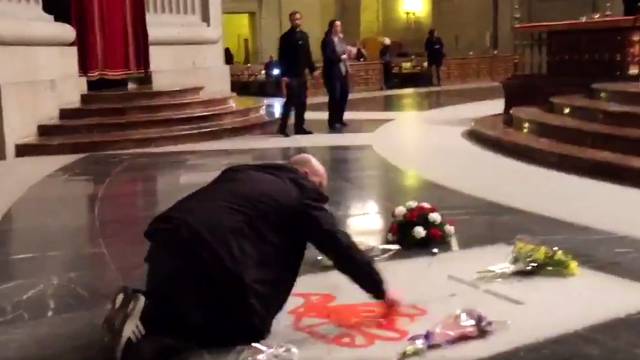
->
72, 0, 150, 79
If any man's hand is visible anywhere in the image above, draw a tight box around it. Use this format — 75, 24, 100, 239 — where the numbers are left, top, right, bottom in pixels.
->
311, 70, 321, 81
382, 292, 402, 317
281, 77, 289, 96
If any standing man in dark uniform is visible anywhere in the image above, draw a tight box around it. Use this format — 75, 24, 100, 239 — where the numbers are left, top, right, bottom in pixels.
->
424, 29, 445, 86
624, 0, 640, 16
278, 11, 318, 137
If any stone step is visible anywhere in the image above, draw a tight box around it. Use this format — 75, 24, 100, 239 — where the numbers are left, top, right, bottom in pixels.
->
512, 106, 640, 156
468, 115, 640, 188
15, 114, 273, 157
38, 105, 262, 136
591, 82, 640, 106
80, 86, 204, 106
550, 94, 640, 128
60, 96, 233, 120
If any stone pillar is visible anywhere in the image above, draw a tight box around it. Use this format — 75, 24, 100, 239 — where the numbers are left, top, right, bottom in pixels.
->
145, 0, 228, 96
146, 0, 219, 44
0, 0, 82, 159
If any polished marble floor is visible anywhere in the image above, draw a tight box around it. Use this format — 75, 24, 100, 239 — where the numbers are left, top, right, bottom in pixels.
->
307, 86, 504, 112
1, 146, 639, 359
1, 86, 639, 359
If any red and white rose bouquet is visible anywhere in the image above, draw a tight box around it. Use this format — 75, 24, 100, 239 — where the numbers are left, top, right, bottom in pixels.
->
386, 201, 457, 250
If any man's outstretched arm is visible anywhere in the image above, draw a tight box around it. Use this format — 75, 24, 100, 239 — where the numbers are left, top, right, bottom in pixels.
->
301, 199, 386, 300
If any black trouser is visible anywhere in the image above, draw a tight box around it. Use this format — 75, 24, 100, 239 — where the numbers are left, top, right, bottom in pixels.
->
428, 64, 442, 86
325, 74, 349, 128
126, 239, 269, 360
279, 77, 308, 132
382, 61, 392, 89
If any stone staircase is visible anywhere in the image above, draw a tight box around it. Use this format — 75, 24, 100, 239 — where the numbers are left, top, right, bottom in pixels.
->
15, 87, 272, 157
469, 82, 640, 187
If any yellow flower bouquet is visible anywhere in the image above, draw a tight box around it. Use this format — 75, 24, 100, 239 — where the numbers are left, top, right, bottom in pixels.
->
478, 236, 580, 279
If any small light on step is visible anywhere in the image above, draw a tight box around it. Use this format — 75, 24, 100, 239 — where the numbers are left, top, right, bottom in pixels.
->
522, 122, 530, 133
599, 92, 607, 100
562, 106, 571, 115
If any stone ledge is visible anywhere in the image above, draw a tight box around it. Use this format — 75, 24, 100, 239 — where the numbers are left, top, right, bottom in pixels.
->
0, 18, 75, 46
148, 25, 221, 45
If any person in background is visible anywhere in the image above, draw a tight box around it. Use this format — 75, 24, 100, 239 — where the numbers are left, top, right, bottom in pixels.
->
277, 11, 318, 137
264, 55, 280, 79
224, 47, 234, 65
355, 41, 368, 62
102, 154, 400, 360
321, 19, 351, 131
424, 29, 445, 86
379, 37, 393, 89
624, 0, 640, 16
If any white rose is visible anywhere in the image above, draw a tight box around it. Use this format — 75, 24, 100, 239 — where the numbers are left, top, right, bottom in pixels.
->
428, 212, 442, 224
386, 233, 396, 242
444, 224, 456, 235
393, 206, 407, 219
419, 202, 432, 209
412, 226, 427, 239
405, 201, 418, 209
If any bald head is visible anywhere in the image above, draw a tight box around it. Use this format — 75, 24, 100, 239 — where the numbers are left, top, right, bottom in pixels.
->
289, 154, 328, 191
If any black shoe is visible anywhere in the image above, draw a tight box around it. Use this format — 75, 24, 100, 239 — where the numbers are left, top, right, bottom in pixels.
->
329, 124, 339, 132
278, 128, 290, 137
103, 287, 147, 360
338, 122, 349, 127
294, 128, 314, 135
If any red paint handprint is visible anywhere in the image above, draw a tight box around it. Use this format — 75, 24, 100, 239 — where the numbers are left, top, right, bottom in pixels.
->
288, 293, 427, 348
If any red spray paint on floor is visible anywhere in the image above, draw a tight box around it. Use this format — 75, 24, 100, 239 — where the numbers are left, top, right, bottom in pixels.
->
288, 293, 427, 348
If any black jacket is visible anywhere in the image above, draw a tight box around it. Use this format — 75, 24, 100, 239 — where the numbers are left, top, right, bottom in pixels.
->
278, 27, 317, 79
425, 36, 445, 65
145, 164, 386, 327
321, 35, 348, 81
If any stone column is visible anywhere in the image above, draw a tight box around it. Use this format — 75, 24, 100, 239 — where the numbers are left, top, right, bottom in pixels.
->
0, 0, 75, 45
146, 0, 228, 96
146, 0, 221, 44
0, 0, 82, 159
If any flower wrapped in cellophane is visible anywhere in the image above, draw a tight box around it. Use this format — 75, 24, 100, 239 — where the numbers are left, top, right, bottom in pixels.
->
478, 237, 580, 279
398, 309, 507, 359
237, 343, 299, 360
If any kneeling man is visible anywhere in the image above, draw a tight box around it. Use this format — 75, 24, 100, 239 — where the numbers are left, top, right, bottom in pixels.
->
103, 154, 398, 360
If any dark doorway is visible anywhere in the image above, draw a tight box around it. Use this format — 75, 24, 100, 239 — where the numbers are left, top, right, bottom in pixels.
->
42, 0, 72, 25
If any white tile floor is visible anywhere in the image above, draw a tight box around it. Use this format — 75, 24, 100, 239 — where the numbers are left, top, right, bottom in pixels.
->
270, 244, 640, 359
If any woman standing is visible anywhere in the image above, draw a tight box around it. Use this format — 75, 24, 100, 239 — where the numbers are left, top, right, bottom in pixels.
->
321, 19, 351, 131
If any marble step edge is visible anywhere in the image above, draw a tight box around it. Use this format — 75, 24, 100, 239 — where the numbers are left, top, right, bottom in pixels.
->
81, 86, 205, 106
59, 96, 235, 120
39, 105, 262, 136
512, 107, 640, 139
15, 114, 272, 157
468, 115, 640, 188
550, 94, 640, 114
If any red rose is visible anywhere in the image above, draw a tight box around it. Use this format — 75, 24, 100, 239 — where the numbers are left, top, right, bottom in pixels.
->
414, 207, 427, 215
415, 206, 436, 215
389, 222, 399, 235
405, 209, 419, 222
428, 228, 444, 241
